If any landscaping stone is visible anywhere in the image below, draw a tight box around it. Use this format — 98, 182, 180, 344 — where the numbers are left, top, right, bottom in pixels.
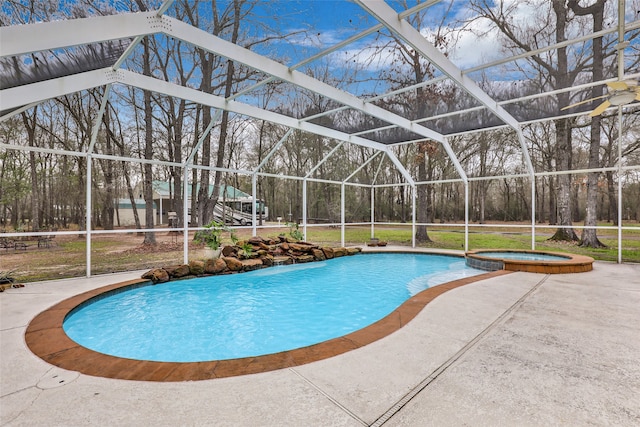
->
224, 256, 243, 271
165, 264, 190, 278
289, 242, 316, 253
260, 254, 274, 267
333, 247, 347, 257
321, 247, 334, 259
312, 248, 326, 261
273, 256, 293, 265
346, 247, 362, 255
222, 245, 237, 257
189, 260, 205, 275
241, 259, 263, 271
204, 258, 227, 274
142, 268, 170, 283
141, 236, 362, 283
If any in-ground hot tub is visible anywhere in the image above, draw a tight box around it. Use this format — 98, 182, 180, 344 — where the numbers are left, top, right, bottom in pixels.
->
466, 249, 594, 274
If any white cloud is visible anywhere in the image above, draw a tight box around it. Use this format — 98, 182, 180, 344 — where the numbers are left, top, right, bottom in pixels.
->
448, 20, 504, 70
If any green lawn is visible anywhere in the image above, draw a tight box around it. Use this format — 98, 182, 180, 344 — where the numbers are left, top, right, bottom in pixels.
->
4, 223, 639, 283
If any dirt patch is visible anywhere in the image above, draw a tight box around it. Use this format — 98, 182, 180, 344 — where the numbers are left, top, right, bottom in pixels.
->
119, 241, 193, 255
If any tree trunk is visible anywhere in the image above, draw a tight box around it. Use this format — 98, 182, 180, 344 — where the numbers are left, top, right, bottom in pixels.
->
580, 115, 606, 247
134, 0, 156, 244
101, 110, 115, 230
550, 119, 578, 241
206, 0, 242, 224
570, 0, 606, 248
605, 171, 618, 225
22, 110, 40, 231
415, 144, 431, 243
548, 175, 557, 225
141, 40, 156, 244
549, 2, 578, 242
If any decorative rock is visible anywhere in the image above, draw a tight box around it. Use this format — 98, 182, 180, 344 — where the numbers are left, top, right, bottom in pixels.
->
189, 260, 205, 275
241, 258, 263, 271
222, 245, 237, 257
142, 235, 364, 283
261, 254, 274, 267
205, 258, 227, 274
312, 248, 326, 261
290, 242, 316, 252
333, 247, 347, 257
321, 247, 334, 259
142, 268, 170, 283
273, 256, 293, 265
224, 256, 243, 271
165, 264, 191, 278
247, 236, 261, 245
346, 247, 362, 255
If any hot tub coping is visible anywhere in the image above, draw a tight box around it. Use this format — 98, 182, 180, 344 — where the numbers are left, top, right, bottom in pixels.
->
466, 249, 594, 274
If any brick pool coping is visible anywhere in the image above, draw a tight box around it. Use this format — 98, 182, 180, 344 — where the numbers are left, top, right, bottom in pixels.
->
25, 268, 511, 382
465, 250, 594, 274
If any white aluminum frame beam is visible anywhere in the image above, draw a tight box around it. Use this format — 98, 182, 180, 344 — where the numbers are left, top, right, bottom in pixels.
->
305, 141, 345, 179
0, 101, 43, 123
345, 151, 383, 183
254, 129, 293, 173
0, 15, 442, 147
0, 12, 445, 186
0, 68, 116, 111
0, 12, 158, 57
87, 85, 112, 154
117, 69, 389, 150
162, 16, 447, 144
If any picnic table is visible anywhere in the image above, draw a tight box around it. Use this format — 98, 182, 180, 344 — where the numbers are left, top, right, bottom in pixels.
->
1, 235, 56, 251
0, 238, 27, 251
0, 238, 13, 251
37, 236, 54, 248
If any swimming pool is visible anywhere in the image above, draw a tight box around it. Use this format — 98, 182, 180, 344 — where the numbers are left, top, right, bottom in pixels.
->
63, 253, 484, 362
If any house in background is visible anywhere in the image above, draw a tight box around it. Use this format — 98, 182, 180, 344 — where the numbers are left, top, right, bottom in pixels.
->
115, 199, 157, 227
130, 181, 265, 225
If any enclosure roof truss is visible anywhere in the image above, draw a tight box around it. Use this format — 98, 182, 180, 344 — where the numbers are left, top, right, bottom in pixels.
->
0, 1, 637, 186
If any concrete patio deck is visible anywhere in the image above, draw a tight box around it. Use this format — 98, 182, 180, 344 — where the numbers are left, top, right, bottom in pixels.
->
1, 258, 639, 426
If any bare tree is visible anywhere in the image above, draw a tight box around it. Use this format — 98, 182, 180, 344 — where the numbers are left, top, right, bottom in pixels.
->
569, 0, 607, 247
131, 0, 158, 244
368, 1, 459, 242
467, 0, 589, 241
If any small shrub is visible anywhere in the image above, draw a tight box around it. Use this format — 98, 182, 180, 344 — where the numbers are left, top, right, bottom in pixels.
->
286, 222, 304, 241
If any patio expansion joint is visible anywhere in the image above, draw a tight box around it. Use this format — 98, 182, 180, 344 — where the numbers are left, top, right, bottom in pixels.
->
370, 274, 551, 427
1, 325, 27, 333
288, 367, 368, 426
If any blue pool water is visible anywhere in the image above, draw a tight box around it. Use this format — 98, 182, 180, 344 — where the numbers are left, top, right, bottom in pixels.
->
63, 253, 484, 362
477, 251, 570, 261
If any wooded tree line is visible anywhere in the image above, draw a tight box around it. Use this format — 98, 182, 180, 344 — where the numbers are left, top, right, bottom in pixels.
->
1, 0, 639, 249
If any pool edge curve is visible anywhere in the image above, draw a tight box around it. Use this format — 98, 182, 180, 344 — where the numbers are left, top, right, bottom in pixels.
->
25, 268, 511, 382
